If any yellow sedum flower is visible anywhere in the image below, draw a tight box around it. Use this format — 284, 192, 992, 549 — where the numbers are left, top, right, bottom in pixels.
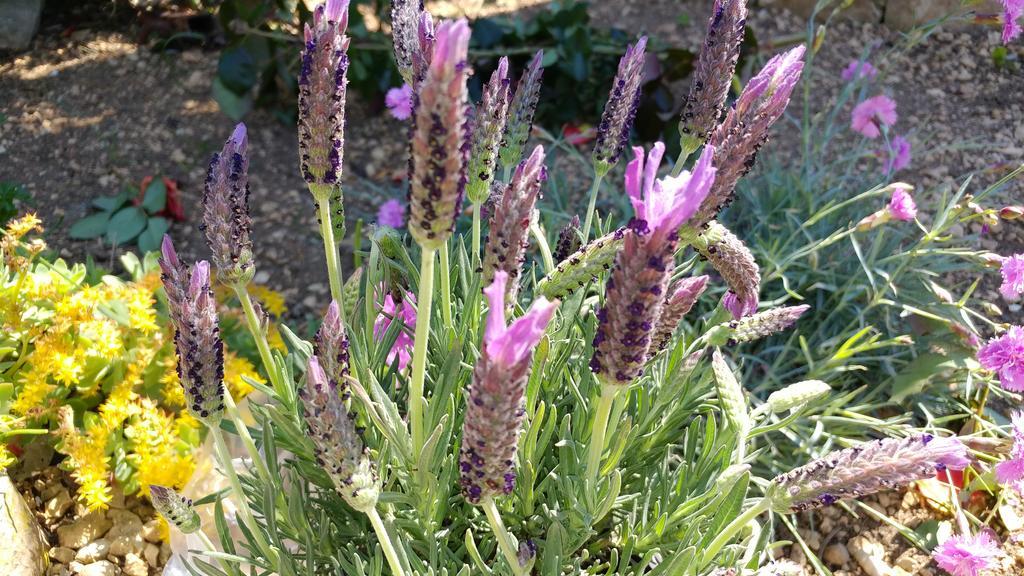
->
3, 220, 278, 511
249, 284, 288, 318
224, 351, 263, 399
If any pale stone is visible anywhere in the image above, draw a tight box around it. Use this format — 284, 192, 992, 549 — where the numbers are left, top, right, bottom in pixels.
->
69, 560, 120, 576
0, 473, 46, 576
57, 512, 113, 549
823, 544, 850, 566
848, 535, 890, 576
106, 509, 145, 556
141, 519, 162, 543
123, 553, 147, 576
75, 539, 111, 563
0, 0, 42, 51
143, 544, 159, 568
45, 489, 74, 522
999, 503, 1024, 532
49, 548, 76, 565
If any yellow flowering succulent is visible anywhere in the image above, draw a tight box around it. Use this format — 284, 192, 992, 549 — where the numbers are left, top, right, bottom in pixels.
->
1, 215, 274, 511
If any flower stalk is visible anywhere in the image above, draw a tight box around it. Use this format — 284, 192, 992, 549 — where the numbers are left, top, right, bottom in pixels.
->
439, 242, 453, 329
232, 285, 288, 401
367, 506, 407, 576
585, 382, 618, 481
581, 172, 605, 244
409, 248, 435, 455
314, 187, 347, 311
482, 496, 529, 576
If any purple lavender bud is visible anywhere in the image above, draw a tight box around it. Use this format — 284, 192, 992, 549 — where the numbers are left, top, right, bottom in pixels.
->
482, 145, 546, 303
592, 37, 648, 175
150, 485, 200, 534
650, 275, 709, 352
301, 356, 379, 512
412, 12, 436, 90
498, 50, 544, 171
159, 235, 189, 329
517, 540, 537, 569
694, 46, 805, 225
768, 434, 970, 512
408, 19, 471, 251
314, 300, 350, 388
390, 0, 423, 85
466, 57, 512, 206
299, 0, 350, 201
202, 123, 255, 286
724, 304, 809, 345
682, 221, 760, 319
678, 0, 747, 152
460, 272, 557, 504
159, 252, 225, 425
553, 215, 582, 264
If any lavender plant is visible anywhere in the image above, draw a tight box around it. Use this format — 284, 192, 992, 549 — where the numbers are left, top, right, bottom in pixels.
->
155, 2, 1018, 575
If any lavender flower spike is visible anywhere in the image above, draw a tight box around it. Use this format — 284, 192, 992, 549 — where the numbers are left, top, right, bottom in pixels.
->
315, 300, 350, 389
159, 246, 226, 425
202, 123, 255, 286
767, 434, 970, 512
411, 12, 436, 89
159, 235, 188, 330
650, 275, 709, 352
390, 0, 423, 85
482, 145, 547, 302
725, 304, 809, 344
301, 356, 379, 512
681, 220, 760, 319
299, 0, 350, 244
537, 228, 625, 300
553, 215, 582, 264
467, 57, 512, 206
408, 19, 471, 251
498, 50, 544, 172
592, 36, 648, 176
694, 45, 805, 225
460, 271, 558, 503
678, 0, 747, 155
150, 485, 201, 534
591, 143, 716, 385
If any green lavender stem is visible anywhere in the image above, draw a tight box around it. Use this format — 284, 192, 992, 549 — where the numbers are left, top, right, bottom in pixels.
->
586, 382, 618, 481
439, 242, 453, 329
472, 203, 483, 267
581, 173, 605, 243
194, 530, 234, 575
367, 507, 408, 576
222, 391, 271, 484
482, 496, 527, 576
209, 426, 274, 562
316, 189, 346, 315
530, 220, 555, 274
410, 248, 436, 455
232, 285, 286, 401
699, 497, 769, 567
671, 146, 693, 178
